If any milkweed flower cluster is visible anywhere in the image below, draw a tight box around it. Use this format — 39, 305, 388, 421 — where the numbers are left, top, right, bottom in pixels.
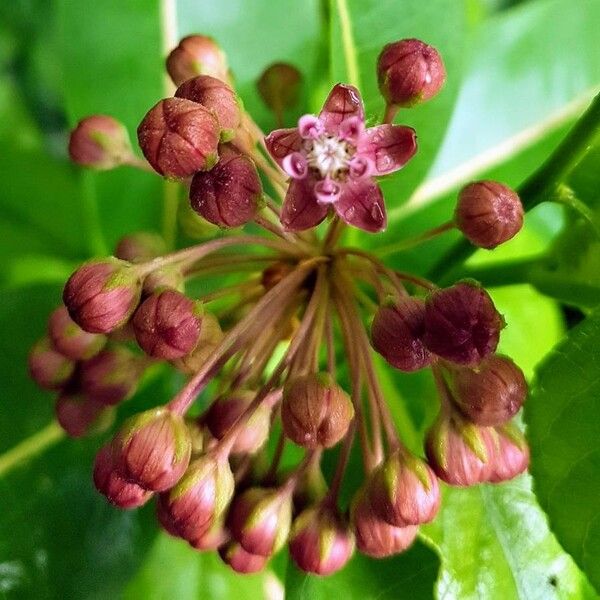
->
29, 34, 527, 575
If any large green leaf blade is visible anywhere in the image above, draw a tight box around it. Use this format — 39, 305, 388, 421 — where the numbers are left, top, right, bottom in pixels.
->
526, 307, 600, 593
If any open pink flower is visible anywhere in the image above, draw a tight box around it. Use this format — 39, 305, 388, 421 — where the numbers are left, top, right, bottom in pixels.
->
265, 84, 417, 232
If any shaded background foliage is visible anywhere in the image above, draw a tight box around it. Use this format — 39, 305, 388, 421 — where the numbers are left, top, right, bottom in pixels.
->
0, 0, 599, 598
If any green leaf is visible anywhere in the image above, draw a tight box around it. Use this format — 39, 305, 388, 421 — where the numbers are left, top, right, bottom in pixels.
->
329, 0, 468, 244
284, 541, 440, 600
124, 533, 276, 600
423, 478, 596, 600
526, 307, 600, 593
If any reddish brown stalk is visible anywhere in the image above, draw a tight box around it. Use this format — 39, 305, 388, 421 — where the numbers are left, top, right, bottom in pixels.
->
263, 430, 286, 485
323, 419, 356, 507
197, 279, 262, 304
325, 307, 336, 380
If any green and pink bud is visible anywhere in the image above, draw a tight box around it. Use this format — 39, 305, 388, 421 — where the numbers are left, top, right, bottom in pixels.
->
63, 259, 143, 334
171, 313, 223, 374
489, 424, 529, 483
288, 506, 355, 575
55, 393, 114, 438
227, 485, 294, 556
93, 444, 153, 509
68, 115, 132, 169
28, 338, 75, 391
281, 373, 354, 449
365, 449, 440, 527
111, 407, 192, 491
48, 306, 106, 361
219, 542, 267, 574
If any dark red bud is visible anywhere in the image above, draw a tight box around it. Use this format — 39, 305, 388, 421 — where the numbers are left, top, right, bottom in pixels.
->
114, 231, 166, 263
189, 144, 262, 228
176, 75, 241, 139
371, 297, 432, 372
166, 35, 230, 86
425, 414, 495, 486
227, 486, 293, 556
256, 63, 302, 115
111, 408, 192, 491
282, 373, 354, 449
133, 289, 203, 360
63, 259, 143, 334
157, 454, 234, 542
219, 542, 267, 574
455, 181, 524, 249
488, 424, 529, 483
55, 393, 114, 438
68, 115, 132, 169
445, 355, 527, 426
377, 39, 446, 108
366, 450, 440, 527
137, 97, 220, 179
171, 313, 223, 374
351, 491, 418, 558
80, 346, 144, 406
48, 306, 106, 361
93, 444, 153, 509
204, 390, 272, 455
28, 338, 75, 390
288, 506, 355, 575
424, 282, 505, 367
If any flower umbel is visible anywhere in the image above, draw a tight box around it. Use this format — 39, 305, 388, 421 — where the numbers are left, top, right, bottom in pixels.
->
30, 33, 531, 578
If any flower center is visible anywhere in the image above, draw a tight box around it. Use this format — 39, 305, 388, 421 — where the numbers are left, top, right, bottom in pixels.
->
305, 135, 354, 180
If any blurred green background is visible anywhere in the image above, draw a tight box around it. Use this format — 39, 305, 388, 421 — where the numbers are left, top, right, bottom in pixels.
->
1, 0, 600, 598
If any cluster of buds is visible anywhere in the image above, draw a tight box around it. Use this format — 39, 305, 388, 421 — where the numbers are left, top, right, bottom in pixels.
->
31, 33, 528, 576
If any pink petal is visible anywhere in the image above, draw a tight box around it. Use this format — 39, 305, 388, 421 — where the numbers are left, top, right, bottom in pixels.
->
264, 128, 303, 167
319, 84, 364, 132
333, 179, 387, 233
281, 177, 329, 231
358, 125, 417, 175
314, 179, 341, 204
298, 115, 324, 139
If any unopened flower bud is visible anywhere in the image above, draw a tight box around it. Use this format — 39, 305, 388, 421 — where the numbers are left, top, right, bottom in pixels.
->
425, 414, 495, 486
133, 289, 203, 360
228, 486, 293, 556
114, 232, 166, 263
68, 115, 132, 169
48, 306, 106, 361
282, 374, 354, 449
171, 313, 223, 374
455, 181, 523, 249
166, 35, 229, 86
424, 282, 504, 367
219, 542, 267, 574
137, 98, 220, 179
289, 506, 355, 575
28, 338, 75, 390
142, 266, 184, 294
377, 39, 445, 108
489, 424, 529, 483
80, 346, 144, 406
188, 522, 229, 551
445, 355, 527, 426
205, 390, 272, 455
157, 454, 234, 542
371, 297, 431, 372
257, 63, 302, 117
93, 445, 153, 509
55, 393, 113, 438
189, 144, 262, 228
63, 259, 143, 334
366, 450, 440, 527
351, 491, 418, 558
176, 75, 242, 140
111, 408, 192, 491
